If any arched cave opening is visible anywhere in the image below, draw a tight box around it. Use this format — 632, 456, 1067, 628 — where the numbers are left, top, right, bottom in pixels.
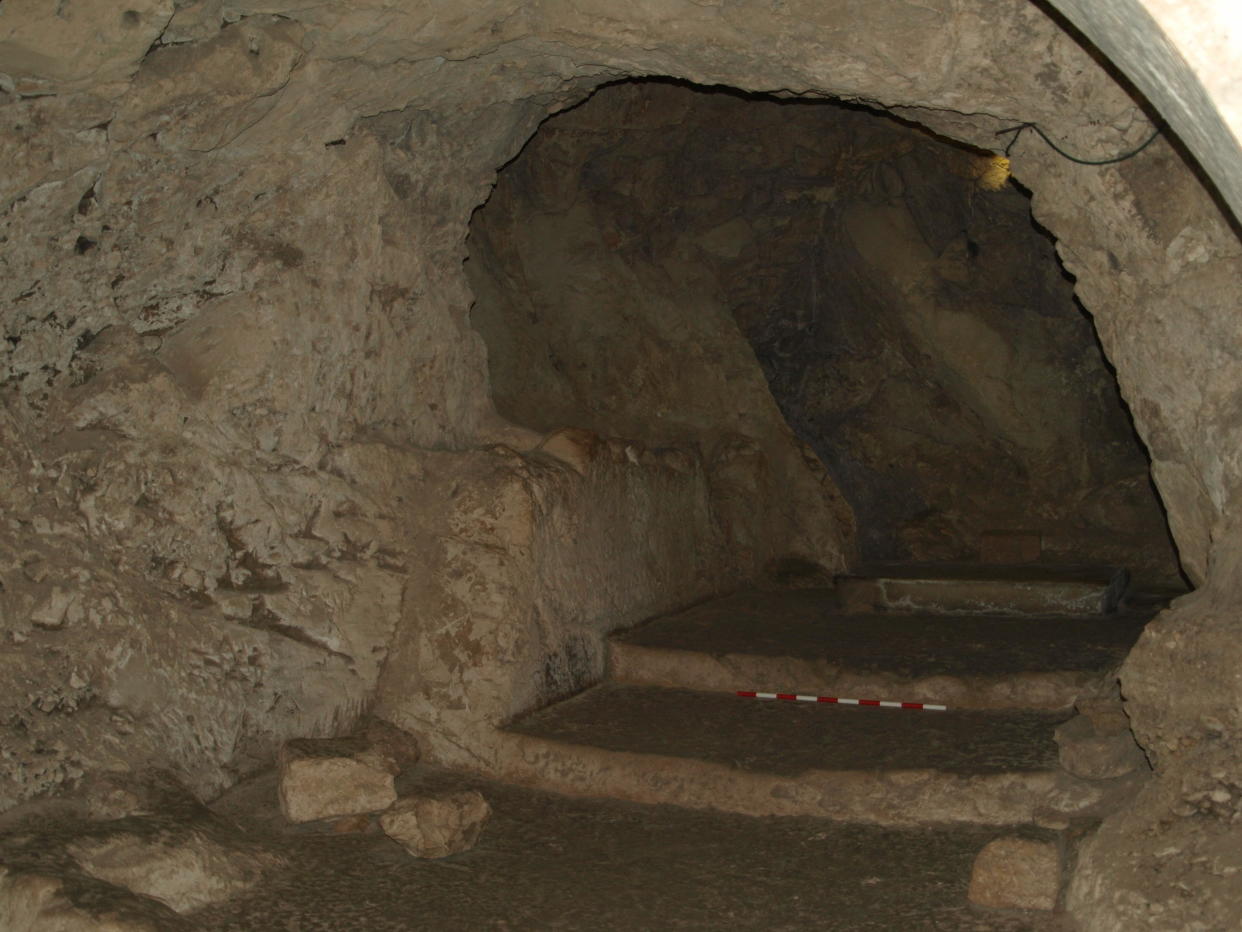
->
467, 79, 1183, 587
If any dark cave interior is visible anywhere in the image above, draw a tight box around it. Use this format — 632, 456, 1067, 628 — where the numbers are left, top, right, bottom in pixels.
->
467, 79, 1181, 582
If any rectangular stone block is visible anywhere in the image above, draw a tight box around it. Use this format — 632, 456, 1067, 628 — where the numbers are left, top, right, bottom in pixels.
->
835, 564, 1129, 615
278, 737, 398, 824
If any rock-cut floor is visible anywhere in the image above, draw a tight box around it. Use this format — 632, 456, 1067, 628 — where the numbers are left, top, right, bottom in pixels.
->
195, 767, 1066, 931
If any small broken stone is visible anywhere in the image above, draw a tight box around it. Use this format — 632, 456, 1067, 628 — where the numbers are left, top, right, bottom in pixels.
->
30, 588, 76, 629
379, 789, 491, 859
968, 837, 1061, 911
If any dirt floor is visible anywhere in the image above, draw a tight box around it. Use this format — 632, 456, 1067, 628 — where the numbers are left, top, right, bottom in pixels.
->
197, 767, 1066, 931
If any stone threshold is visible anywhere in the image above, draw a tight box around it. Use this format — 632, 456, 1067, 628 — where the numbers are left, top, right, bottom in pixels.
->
610, 640, 1111, 711
495, 683, 1101, 828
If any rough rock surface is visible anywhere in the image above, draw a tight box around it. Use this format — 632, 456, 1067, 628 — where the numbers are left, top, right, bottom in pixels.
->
1055, 700, 1149, 780
0, 0, 1239, 927
278, 736, 399, 824
469, 80, 1178, 578
0, 867, 192, 931
0, 772, 279, 920
65, 828, 274, 914
968, 836, 1062, 911
1068, 583, 1242, 930
379, 790, 492, 859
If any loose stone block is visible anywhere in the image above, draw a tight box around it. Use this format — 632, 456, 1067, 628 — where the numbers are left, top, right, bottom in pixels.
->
1055, 713, 1147, 780
380, 790, 492, 858
278, 737, 399, 824
835, 565, 1129, 616
968, 837, 1061, 910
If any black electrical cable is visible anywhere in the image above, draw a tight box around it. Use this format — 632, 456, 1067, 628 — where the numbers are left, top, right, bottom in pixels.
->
995, 121, 1163, 165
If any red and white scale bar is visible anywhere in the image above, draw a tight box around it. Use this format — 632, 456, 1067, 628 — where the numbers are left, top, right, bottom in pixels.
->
736, 690, 947, 711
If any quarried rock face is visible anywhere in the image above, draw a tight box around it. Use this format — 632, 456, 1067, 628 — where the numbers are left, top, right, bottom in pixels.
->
366, 437, 751, 765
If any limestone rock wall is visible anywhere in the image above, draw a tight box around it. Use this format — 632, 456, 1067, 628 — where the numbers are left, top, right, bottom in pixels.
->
0, 5, 849, 809
468, 80, 1179, 579
0, 11, 593, 806
2, 1, 1241, 926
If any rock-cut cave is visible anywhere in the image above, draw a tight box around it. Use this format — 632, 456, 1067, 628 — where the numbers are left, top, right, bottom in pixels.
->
467, 79, 1182, 581
1, 2, 1241, 930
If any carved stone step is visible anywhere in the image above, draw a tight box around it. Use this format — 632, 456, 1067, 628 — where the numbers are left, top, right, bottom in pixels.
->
498, 683, 1101, 827
609, 588, 1151, 710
